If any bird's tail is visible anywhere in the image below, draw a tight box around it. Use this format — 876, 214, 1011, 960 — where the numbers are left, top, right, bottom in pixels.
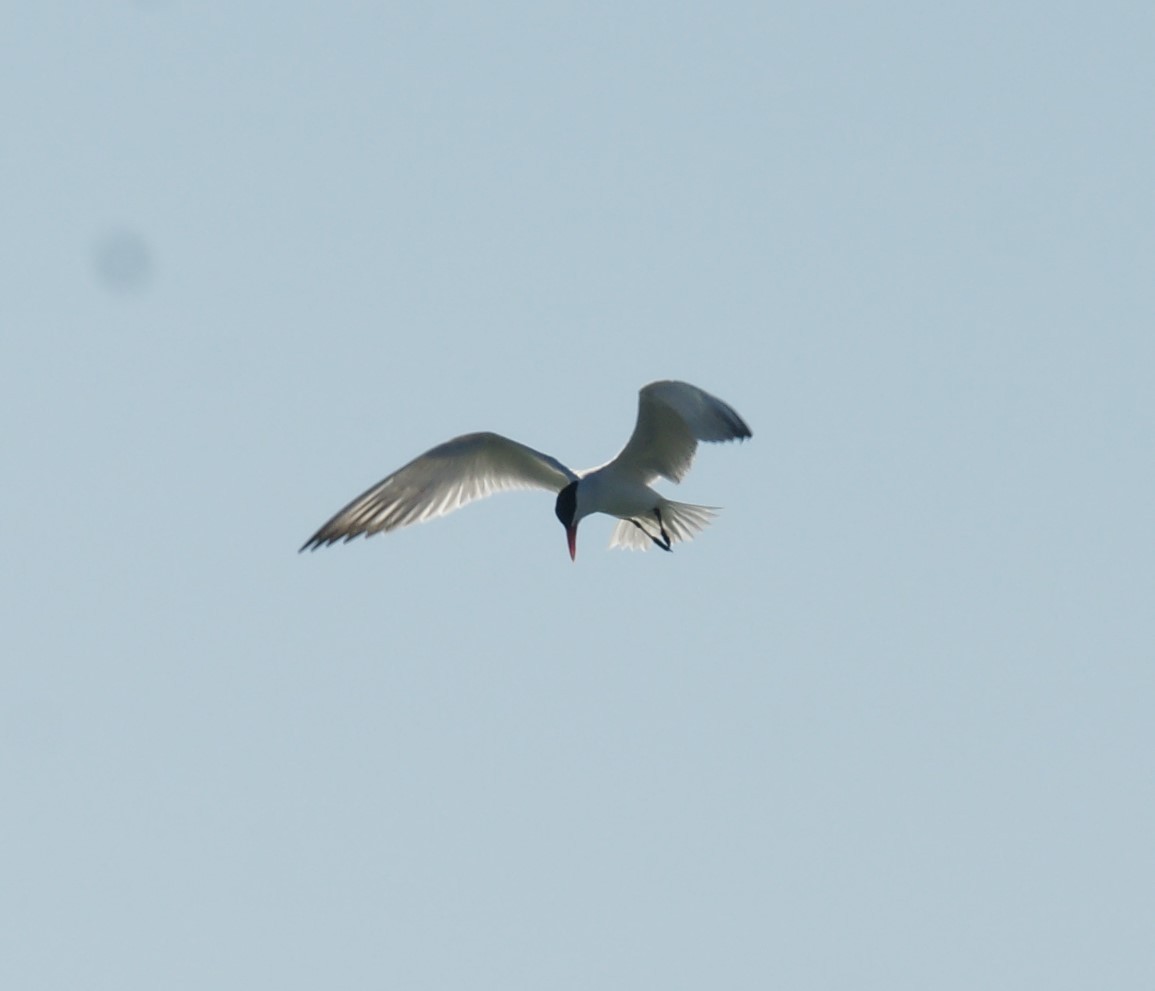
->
608, 500, 719, 551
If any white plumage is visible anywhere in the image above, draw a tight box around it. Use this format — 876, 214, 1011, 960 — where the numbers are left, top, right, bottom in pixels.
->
301, 380, 751, 559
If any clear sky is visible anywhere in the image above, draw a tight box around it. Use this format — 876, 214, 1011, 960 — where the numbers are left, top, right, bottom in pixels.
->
4, 3, 1153, 988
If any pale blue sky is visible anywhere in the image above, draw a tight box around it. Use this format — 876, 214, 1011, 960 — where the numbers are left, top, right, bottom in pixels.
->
3, 3, 1153, 988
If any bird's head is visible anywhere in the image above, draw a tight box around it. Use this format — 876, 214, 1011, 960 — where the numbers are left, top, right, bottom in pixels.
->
554, 481, 579, 561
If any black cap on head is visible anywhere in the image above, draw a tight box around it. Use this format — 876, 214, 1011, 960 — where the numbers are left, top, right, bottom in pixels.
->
554, 481, 578, 527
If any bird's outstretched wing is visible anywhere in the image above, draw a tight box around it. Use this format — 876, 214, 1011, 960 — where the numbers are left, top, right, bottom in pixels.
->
606, 380, 752, 484
301, 432, 577, 550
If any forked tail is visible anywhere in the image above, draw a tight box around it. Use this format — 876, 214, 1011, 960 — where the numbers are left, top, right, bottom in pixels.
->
608, 500, 719, 551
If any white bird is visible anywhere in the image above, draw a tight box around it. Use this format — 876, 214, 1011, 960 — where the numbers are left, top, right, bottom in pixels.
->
300, 380, 752, 560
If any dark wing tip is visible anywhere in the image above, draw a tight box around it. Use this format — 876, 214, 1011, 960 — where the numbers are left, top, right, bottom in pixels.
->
299, 525, 362, 552
718, 401, 752, 442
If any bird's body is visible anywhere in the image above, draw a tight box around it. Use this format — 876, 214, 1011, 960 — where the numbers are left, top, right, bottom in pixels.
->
571, 467, 654, 522
301, 380, 751, 559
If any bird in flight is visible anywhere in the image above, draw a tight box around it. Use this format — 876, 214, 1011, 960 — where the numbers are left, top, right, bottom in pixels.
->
300, 380, 751, 560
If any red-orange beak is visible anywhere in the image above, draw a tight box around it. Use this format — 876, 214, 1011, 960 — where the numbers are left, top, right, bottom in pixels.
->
566, 524, 578, 561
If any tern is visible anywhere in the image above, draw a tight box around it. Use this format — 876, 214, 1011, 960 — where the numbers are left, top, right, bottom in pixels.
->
300, 380, 751, 560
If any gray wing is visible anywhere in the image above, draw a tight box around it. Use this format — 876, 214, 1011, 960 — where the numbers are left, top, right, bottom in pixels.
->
606, 380, 752, 484
301, 432, 577, 550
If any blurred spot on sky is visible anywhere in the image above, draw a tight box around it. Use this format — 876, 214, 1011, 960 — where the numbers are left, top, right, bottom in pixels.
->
92, 228, 154, 294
